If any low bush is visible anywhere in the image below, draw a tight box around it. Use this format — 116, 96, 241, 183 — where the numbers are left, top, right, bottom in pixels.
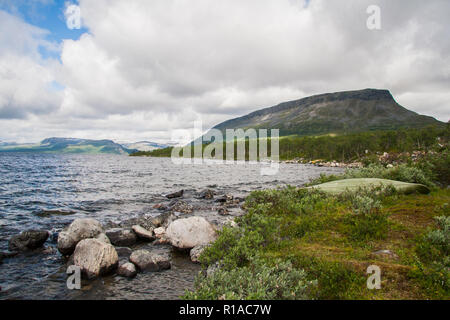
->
184, 258, 316, 300
198, 211, 279, 269
290, 255, 366, 300
344, 211, 389, 242
415, 150, 450, 187
308, 164, 436, 188
412, 216, 450, 298
416, 216, 450, 262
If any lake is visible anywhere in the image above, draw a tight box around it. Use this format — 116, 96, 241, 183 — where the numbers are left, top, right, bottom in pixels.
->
0, 153, 342, 299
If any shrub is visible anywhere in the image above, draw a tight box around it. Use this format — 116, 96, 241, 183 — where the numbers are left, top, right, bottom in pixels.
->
290, 255, 366, 299
183, 258, 316, 300
344, 212, 389, 242
351, 195, 382, 215
416, 150, 450, 187
412, 216, 450, 298
199, 211, 278, 269
343, 192, 389, 242
245, 186, 327, 216
308, 164, 436, 188
416, 216, 450, 262
345, 164, 435, 187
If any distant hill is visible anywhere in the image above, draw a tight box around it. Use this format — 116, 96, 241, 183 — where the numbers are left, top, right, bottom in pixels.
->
0, 137, 134, 155
120, 141, 169, 152
208, 89, 444, 138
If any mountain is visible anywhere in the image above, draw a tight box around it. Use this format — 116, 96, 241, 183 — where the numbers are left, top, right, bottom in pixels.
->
208, 89, 444, 138
120, 141, 169, 152
0, 137, 134, 155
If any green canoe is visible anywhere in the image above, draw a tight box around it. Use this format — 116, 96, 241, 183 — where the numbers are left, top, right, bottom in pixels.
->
307, 178, 430, 195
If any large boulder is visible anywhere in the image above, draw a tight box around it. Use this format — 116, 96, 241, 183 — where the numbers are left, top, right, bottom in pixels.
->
129, 250, 171, 272
73, 239, 118, 279
166, 216, 217, 249
307, 178, 430, 195
105, 228, 137, 247
57, 218, 104, 255
8, 230, 49, 252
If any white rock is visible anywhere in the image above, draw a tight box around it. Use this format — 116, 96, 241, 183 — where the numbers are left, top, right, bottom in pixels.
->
166, 216, 217, 249
73, 238, 118, 279
57, 218, 104, 255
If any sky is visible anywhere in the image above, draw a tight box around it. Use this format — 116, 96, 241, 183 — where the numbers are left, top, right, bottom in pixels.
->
0, 0, 449, 143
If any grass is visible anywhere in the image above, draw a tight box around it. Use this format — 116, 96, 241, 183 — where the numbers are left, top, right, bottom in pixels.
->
184, 165, 450, 300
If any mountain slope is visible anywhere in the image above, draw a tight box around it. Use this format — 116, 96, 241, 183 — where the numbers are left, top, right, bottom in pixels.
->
0, 138, 134, 154
210, 89, 444, 137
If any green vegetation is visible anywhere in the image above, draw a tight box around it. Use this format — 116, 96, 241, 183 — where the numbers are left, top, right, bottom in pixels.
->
412, 215, 450, 297
308, 151, 450, 188
132, 125, 449, 164
184, 164, 450, 300
130, 148, 174, 157
184, 258, 315, 300
277, 125, 448, 161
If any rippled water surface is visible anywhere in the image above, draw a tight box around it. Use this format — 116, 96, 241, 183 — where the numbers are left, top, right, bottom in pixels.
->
0, 153, 342, 300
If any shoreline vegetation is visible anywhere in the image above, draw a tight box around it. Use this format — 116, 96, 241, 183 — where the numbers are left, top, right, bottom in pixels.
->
183, 159, 449, 299
176, 124, 449, 300
131, 125, 449, 164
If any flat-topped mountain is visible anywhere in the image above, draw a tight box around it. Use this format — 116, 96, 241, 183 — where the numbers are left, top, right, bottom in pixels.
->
211, 89, 444, 137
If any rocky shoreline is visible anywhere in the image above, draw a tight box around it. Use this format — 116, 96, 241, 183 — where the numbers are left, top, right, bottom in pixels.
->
282, 158, 363, 168
0, 188, 244, 288
280, 150, 437, 168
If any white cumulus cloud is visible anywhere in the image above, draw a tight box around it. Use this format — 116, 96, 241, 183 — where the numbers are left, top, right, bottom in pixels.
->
0, 0, 449, 143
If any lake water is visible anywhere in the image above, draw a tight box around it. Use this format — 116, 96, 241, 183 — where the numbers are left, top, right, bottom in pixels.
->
0, 153, 342, 300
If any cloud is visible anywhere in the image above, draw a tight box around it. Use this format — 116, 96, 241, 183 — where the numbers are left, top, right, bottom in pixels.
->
0, 11, 62, 120
0, 0, 449, 143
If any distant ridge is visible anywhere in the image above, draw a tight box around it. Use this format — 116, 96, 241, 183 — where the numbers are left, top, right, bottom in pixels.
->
209, 89, 444, 137
0, 137, 134, 154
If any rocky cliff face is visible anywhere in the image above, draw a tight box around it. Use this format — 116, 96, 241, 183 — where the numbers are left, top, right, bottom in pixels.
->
211, 89, 443, 136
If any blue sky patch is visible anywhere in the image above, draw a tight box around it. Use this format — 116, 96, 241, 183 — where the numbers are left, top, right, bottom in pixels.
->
0, 0, 88, 58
